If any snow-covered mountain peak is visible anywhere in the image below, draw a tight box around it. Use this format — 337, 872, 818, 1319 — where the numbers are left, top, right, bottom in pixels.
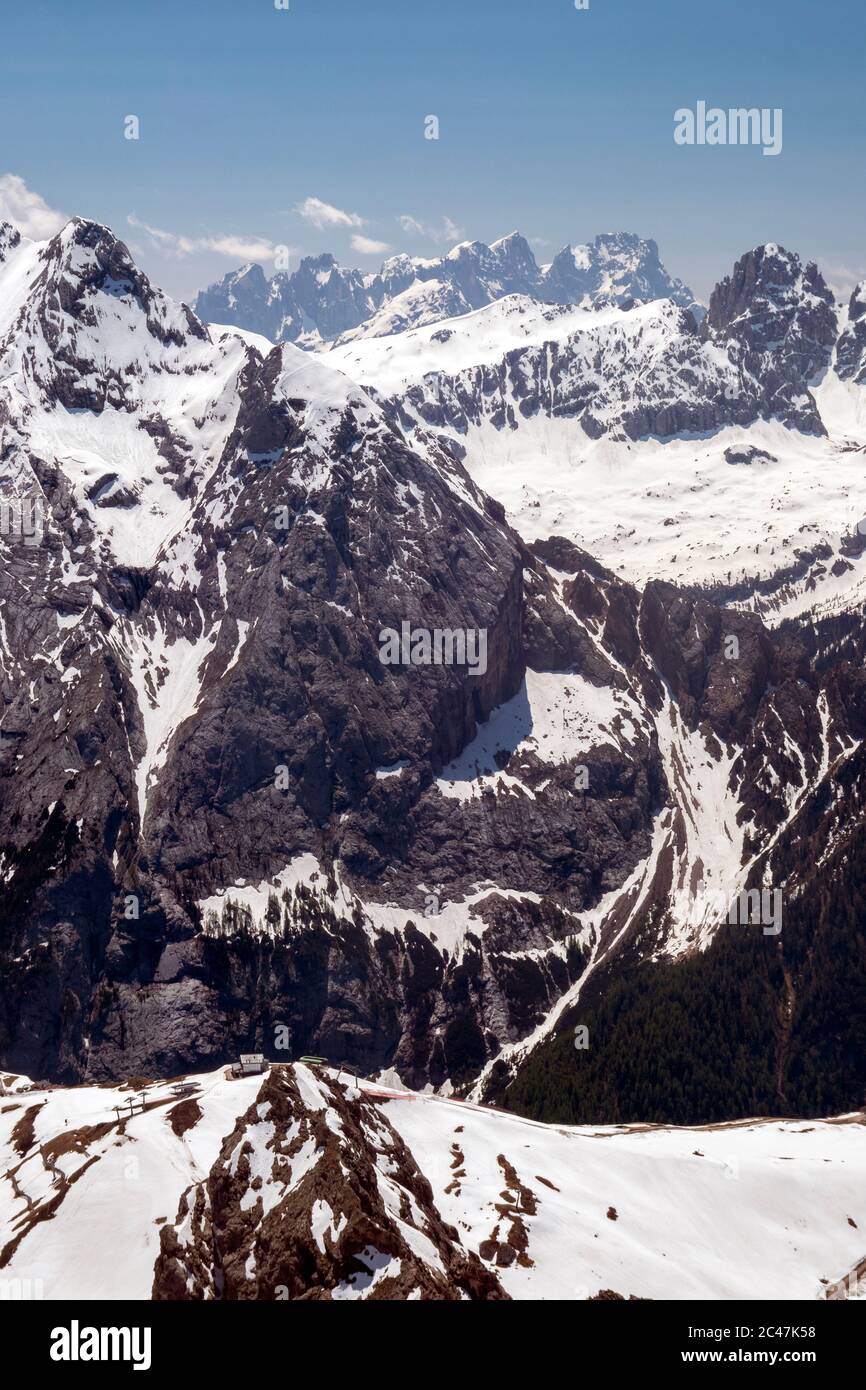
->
229, 260, 269, 290
378, 250, 438, 283
539, 231, 701, 317
595, 229, 659, 260
490, 229, 527, 249
707, 242, 836, 341
445, 238, 481, 258
0, 216, 211, 419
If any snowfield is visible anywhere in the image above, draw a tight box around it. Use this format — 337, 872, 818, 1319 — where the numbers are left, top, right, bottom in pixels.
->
386, 1088, 866, 1302
1, 1065, 863, 1301
435, 669, 644, 802
324, 290, 866, 623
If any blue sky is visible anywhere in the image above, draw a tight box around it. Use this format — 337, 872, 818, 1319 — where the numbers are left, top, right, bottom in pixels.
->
1, 0, 863, 302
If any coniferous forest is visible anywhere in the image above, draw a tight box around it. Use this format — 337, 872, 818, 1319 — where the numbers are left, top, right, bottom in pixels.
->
498, 814, 866, 1127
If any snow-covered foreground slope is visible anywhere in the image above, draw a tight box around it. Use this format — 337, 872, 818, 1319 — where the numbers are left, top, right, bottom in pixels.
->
387, 1087, 866, 1302
1, 1064, 863, 1301
0, 1067, 266, 1299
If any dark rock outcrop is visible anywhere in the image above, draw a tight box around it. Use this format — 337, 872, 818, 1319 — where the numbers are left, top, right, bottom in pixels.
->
152, 1066, 508, 1300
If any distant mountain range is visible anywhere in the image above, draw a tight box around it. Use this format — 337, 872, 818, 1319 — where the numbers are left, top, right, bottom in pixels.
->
193, 230, 702, 348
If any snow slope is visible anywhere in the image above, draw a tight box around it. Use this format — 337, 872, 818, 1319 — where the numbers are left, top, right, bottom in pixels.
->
327, 295, 630, 394
1, 1065, 863, 1301
386, 1088, 866, 1302
0, 1067, 264, 1299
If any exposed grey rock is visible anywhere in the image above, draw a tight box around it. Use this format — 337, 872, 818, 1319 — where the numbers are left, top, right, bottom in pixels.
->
371, 244, 839, 442
539, 232, 701, 318
835, 282, 866, 383
724, 445, 777, 465
701, 243, 837, 433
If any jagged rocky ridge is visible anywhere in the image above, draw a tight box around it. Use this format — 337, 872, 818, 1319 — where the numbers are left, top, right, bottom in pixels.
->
836, 282, 866, 384
194, 231, 700, 348
324, 242, 866, 625
0, 217, 864, 1106
329, 244, 842, 442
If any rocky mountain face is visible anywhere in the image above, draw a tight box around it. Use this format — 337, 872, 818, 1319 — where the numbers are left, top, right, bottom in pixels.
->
700, 243, 838, 431
495, 633, 866, 1125
0, 217, 864, 1123
836, 281, 866, 383
193, 231, 699, 349
194, 255, 380, 347
540, 231, 699, 316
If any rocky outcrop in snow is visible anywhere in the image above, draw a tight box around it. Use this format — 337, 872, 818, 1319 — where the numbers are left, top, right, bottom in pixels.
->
152, 1065, 506, 1300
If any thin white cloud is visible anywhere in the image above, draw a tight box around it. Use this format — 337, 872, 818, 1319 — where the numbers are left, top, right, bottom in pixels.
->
398, 215, 425, 237
351, 234, 391, 256
127, 215, 281, 262
398, 213, 465, 246
0, 173, 67, 240
296, 196, 365, 231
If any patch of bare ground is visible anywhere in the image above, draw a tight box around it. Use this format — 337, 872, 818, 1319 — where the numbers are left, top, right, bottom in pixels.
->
478, 1155, 538, 1270
497, 1156, 538, 1215
445, 1141, 466, 1195
10, 1103, 43, 1157
167, 1099, 203, 1137
41, 1123, 114, 1165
